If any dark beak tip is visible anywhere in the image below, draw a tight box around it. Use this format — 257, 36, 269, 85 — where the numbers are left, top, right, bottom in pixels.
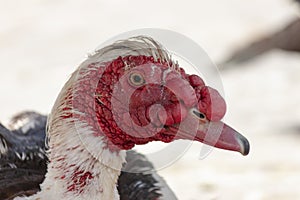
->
240, 136, 250, 156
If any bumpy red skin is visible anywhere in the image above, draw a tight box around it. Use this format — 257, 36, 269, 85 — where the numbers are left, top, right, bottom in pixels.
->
89, 55, 227, 151
62, 55, 227, 152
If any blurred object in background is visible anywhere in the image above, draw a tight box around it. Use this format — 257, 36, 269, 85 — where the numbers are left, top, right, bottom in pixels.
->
220, 0, 300, 69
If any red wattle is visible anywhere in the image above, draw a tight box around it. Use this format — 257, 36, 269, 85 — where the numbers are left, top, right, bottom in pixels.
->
165, 77, 197, 108
157, 103, 187, 126
198, 86, 226, 121
188, 74, 205, 87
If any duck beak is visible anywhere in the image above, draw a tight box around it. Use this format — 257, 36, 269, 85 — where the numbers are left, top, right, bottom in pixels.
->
175, 109, 250, 155
194, 120, 250, 155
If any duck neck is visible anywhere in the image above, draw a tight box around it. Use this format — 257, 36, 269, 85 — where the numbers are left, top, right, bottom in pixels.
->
31, 68, 126, 200
36, 123, 125, 200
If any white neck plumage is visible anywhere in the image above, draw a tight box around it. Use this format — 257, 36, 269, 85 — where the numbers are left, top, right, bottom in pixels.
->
15, 68, 126, 200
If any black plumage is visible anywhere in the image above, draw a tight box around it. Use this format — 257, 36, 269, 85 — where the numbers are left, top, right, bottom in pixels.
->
0, 168, 45, 200
0, 111, 47, 170
118, 151, 162, 200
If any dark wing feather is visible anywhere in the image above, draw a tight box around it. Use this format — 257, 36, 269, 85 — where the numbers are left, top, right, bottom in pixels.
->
0, 168, 44, 200
118, 150, 177, 200
0, 111, 48, 170
0, 112, 48, 199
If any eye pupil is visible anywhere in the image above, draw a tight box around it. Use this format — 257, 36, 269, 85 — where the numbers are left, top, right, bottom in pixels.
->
129, 73, 145, 86
133, 75, 142, 83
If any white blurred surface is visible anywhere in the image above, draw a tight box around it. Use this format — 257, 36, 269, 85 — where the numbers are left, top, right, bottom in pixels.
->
1, 0, 300, 199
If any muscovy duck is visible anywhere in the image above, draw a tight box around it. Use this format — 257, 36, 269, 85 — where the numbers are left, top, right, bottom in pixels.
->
0, 36, 249, 200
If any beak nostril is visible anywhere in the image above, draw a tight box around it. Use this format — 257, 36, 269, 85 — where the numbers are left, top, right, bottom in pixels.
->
192, 109, 206, 119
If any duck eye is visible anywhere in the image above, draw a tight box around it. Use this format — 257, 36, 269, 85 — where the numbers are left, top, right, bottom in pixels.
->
129, 72, 145, 86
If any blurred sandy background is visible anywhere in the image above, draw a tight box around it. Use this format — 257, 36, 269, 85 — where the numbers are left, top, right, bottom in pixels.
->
1, 0, 300, 199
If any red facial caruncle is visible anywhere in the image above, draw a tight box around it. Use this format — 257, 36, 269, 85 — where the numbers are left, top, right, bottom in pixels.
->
93, 54, 249, 155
